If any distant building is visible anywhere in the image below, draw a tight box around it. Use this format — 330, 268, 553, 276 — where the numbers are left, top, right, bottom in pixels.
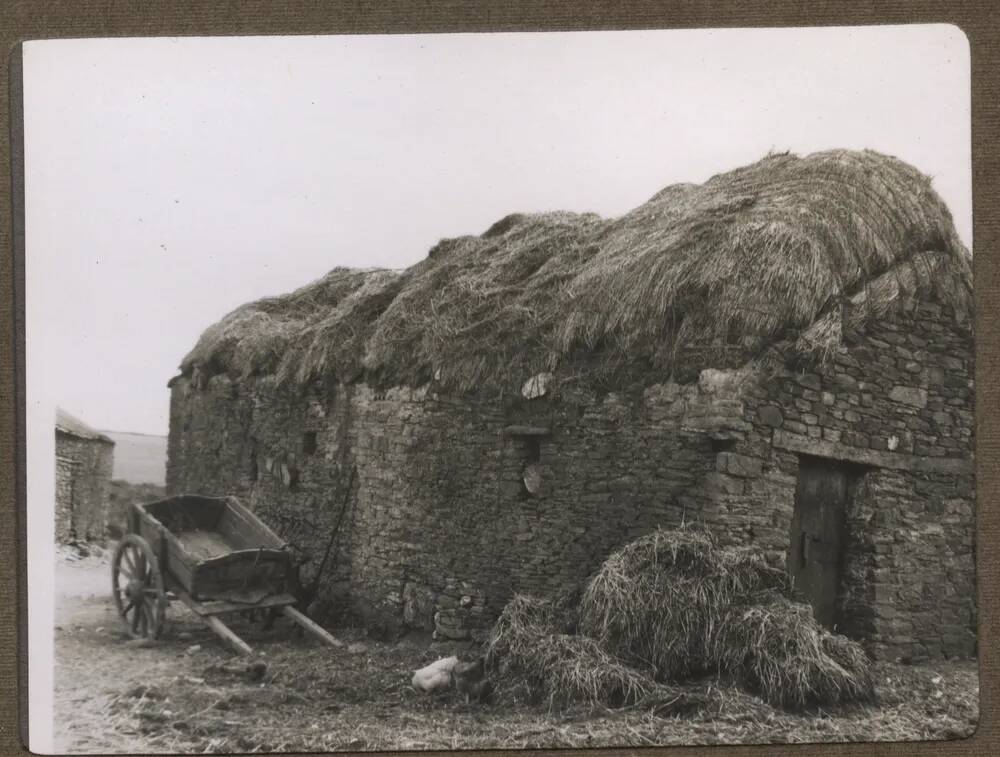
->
55, 408, 115, 543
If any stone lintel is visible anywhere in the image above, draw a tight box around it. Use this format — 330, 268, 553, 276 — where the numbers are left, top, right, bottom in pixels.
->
772, 430, 971, 475
503, 425, 552, 437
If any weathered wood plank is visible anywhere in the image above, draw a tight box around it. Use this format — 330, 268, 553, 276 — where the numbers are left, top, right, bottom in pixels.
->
282, 606, 345, 648
174, 587, 297, 617
223, 496, 286, 547
202, 614, 255, 656
189, 546, 290, 600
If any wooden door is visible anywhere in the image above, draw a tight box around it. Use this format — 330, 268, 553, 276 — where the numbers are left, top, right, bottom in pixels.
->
787, 456, 852, 629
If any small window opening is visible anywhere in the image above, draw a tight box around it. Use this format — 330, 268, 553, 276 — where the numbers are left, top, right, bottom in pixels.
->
303, 431, 318, 455
520, 438, 543, 498
710, 437, 736, 453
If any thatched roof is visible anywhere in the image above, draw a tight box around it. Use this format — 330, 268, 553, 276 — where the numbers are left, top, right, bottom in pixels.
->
180, 149, 972, 394
56, 407, 114, 444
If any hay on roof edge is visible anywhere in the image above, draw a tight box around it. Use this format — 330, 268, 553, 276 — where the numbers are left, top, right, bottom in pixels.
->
180, 149, 972, 394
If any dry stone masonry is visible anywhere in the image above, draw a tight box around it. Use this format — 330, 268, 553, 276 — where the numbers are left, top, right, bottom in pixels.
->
168, 296, 973, 660
55, 411, 116, 543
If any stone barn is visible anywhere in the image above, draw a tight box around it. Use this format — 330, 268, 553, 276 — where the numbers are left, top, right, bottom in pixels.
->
56, 407, 116, 543
167, 150, 975, 661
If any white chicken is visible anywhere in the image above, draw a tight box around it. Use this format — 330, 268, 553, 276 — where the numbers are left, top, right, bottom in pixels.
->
411, 655, 459, 693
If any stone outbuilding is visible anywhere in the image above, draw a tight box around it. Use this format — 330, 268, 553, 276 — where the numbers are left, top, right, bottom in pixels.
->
56, 407, 115, 543
166, 150, 975, 661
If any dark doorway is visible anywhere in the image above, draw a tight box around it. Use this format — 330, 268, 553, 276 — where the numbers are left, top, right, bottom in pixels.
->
787, 455, 863, 629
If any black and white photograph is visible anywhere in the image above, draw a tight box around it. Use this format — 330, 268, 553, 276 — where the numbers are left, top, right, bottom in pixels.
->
23, 24, 977, 753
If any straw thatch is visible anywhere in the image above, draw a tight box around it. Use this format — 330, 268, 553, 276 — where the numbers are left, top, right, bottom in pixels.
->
486, 527, 875, 712
180, 149, 971, 393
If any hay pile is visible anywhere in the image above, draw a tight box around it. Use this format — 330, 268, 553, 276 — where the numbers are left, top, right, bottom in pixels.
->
487, 595, 663, 709
578, 528, 790, 680
486, 527, 875, 712
180, 149, 972, 392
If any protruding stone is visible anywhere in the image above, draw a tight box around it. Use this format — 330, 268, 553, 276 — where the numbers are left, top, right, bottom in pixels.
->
521, 372, 554, 399
889, 386, 928, 408
796, 373, 822, 391
523, 463, 543, 495
783, 420, 808, 435
758, 405, 783, 428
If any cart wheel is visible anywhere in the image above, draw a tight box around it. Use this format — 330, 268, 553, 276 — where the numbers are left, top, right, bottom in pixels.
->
112, 534, 167, 639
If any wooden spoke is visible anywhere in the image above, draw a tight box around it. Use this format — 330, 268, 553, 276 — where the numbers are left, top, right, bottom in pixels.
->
122, 547, 137, 575
112, 534, 167, 640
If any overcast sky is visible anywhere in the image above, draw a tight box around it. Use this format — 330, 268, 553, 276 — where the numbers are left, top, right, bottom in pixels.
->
23, 25, 971, 436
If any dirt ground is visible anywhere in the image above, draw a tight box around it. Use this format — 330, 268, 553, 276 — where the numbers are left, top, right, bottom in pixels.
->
53, 551, 980, 754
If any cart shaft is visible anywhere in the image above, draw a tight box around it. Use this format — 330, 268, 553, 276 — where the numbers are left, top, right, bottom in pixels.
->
282, 605, 344, 648
201, 615, 254, 656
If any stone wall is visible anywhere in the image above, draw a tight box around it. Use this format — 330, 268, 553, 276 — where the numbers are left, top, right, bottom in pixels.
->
167, 373, 739, 637
55, 433, 115, 542
167, 299, 974, 658
702, 297, 976, 661
55, 455, 76, 542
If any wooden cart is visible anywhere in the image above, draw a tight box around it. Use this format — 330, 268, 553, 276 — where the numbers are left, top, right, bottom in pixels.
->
111, 494, 340, 655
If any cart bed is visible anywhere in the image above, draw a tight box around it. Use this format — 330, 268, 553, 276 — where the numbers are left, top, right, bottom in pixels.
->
176, 529, 242, 562
132, 494, 291, 603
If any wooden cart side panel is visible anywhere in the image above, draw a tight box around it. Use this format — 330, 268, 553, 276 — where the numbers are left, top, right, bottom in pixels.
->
220, 497, 286, 548
139, 494, 227, 531
194, 548, 290, 571
190, 549, 290, 600
134, 504, 197, 593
